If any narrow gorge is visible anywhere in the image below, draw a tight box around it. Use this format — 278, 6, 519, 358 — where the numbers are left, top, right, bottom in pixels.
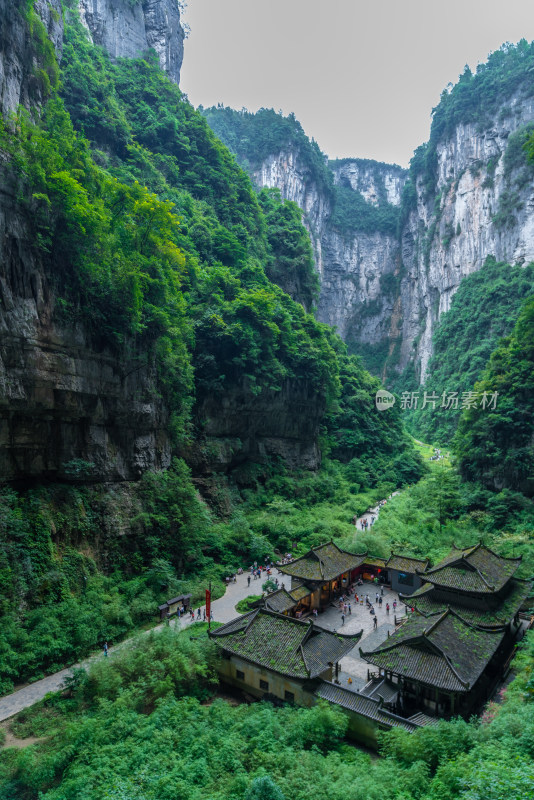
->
204, 59, 534, 384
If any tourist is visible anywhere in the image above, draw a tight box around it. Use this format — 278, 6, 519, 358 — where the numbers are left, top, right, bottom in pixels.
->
380, 586, 384, 596
373, 615, 378, 629
341, 613, 345, 626
197, 607, 201, 619
247, 575, 251, 586
375, 592, 379, 603
393, 600, 397, 611
379, 596, 382, 606
386, 603, 390, 614
203, 610, 206, 621
348, 602, 352, 615
103, 641, 108, 657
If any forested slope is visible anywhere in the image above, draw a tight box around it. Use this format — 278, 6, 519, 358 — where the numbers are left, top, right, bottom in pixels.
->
0, 3, 422, 692
398, 257, 534, 443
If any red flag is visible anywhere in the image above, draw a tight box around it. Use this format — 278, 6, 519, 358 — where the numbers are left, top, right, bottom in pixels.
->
205, 588, 211, 621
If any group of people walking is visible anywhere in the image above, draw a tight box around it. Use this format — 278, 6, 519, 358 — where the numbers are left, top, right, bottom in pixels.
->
339, 583, 399, 629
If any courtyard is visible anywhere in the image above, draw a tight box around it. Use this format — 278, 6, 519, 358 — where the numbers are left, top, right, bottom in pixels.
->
306, 581, 403, 688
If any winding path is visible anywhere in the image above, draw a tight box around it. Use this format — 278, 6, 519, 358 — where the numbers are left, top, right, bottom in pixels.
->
0, 571, 260, 722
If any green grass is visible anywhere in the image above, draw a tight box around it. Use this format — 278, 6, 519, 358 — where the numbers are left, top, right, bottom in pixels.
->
235, 595, 262, 614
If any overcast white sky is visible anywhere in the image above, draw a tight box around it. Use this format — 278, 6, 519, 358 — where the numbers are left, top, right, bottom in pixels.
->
180, 0, 534, 167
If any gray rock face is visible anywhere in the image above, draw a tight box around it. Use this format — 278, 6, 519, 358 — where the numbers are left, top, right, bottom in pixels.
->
318, 228, 400, 344
0, 1, 325, 482
400, 92, 534, 380
331, 160, 405, 207
0, 181, 172, 482
0, 0, 175, 483
79, 0, 184, 84
192, 380, 324, 473
246, 96, 534, 382
251, 153, 405, 355
0, 0, 63, 117
252, 149, 331, 276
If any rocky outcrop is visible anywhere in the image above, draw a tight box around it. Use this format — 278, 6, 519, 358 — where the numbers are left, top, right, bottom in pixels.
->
252, 149, 331, 277
79, 0, 184, 84
229, 94, 534, 382
0, 0, 63, 117
400, 92, 534, 380
0, 0, 174, 483
0, 181, 171, 482
250, 151, 405, 360
317, 229, 400, 345
191, 380, 324, 473
330, 159, 405, 207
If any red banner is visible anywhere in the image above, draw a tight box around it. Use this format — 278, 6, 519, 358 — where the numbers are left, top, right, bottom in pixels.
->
205, 588, 211, 621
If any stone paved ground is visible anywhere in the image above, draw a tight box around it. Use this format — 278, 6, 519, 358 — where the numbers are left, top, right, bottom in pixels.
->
314, 582, 401, 683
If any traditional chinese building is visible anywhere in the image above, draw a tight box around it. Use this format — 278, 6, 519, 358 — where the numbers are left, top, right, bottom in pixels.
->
277, 542, 429, 603
209, 607, 426, 748
360, 544, 530, 719
209, 607, 362, 705
384, 553, 429, 594
277, 541, 366, 611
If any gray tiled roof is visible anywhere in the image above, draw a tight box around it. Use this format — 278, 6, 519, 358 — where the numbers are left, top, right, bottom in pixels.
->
263, 589, 298, 613
408, 712, 440, 727
386, 553, 429, 573
405, 578, 531, 628
361, 609, 504, 691
290, 584, 314, 601
210, 609, 362, 679
279, 542, 366, 582
361, 678, 399, 704
422, 544, 521, 594
315, 682, 420, 732
302, 631, 360, 675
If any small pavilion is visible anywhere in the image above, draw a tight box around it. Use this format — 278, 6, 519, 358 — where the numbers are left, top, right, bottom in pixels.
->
277, 541, 366, 612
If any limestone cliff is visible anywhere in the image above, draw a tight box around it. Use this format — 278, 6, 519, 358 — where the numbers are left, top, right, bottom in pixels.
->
250, 146, 406, 371
0, 3, 325, 483
78, 0, 184, 84
0, 2, 174, 482
0, 0, 63, 116
400, 92, 534, 380
208, 81, 534, 383
0, 168, 172, 482
187, 379, 324, 476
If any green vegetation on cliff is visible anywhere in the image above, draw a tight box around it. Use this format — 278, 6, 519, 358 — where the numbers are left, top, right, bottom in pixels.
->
200, 105, 333, 198
401, 258, 534, 444
456, 295, 534, 497
257, 187, 319, 310
330, 182, 399, 237
0, 6, 423, 693
403, 40, 534, 205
